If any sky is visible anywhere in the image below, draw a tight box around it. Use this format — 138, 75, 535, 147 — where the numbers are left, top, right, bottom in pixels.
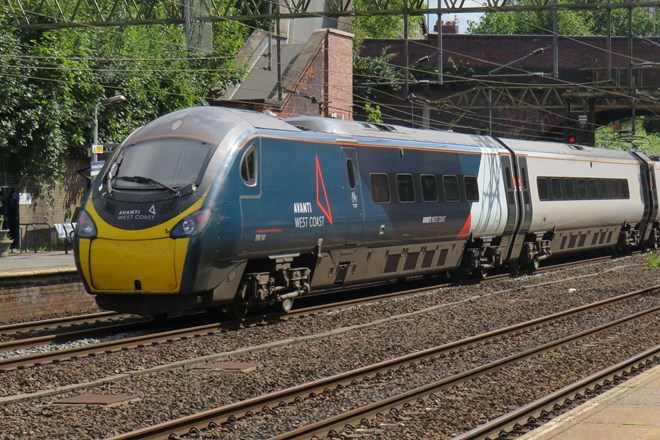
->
427, 0, 485, 34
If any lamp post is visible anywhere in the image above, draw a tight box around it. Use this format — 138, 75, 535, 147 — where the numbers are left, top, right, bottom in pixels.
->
92, 94, 126, 163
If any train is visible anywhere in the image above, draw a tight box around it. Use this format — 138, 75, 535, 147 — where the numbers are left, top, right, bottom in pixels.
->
73, 106, 660, 316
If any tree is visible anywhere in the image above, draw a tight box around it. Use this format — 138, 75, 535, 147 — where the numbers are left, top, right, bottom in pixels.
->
468, 1, 659, 36
0, 9, 247, 195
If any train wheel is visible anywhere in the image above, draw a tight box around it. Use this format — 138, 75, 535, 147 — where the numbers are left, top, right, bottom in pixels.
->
474, 268, 488, 280
228, 302, 248, 320
279, 298, 294, 313
227, 283, 249, 320
530, 258, 540, 272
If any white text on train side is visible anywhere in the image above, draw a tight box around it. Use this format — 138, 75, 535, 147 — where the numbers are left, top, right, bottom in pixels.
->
117, 209, 155, 221
294, 216, 326, 228
293, 202, 313, 214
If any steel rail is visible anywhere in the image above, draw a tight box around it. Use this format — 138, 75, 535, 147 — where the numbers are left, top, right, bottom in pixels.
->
0, 319, 153, 353
0, 254, 627, 371
454, 346, 660, 440
0, 311, 117, 334
270, 306, 660, 440
0, 320, 226, 372
105, 287, 660, 440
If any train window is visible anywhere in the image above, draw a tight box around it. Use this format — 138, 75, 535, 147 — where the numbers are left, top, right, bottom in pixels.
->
464, 176, 479, 201
576, 179, 587, 199
396, 174, 415, 203
371, 173, 390, 203
505, 167, 513, 190
564, 179, 576, 200
551, 178, 562, 200
346, 159, 356, 189
443, 175, 460, 202
113, 139, 213, 189
420, 174, 439, 202
587, 179, 599, 199
600, 179, 611, 199
620, 179, 630, 199
240, 145, 257, 186
607, 180, 618, 199
537, 178, 549, 201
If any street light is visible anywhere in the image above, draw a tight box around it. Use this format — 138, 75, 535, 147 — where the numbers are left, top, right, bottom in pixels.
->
92, 94, 126, 162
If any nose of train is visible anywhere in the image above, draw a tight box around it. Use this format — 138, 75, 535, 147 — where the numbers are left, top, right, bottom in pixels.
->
82, 237, 189, 292
75, 206, 191, 294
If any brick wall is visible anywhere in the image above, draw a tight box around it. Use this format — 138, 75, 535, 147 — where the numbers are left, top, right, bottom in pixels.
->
0, 273, 99, 324
279, 29, 354, 120
19, 157, 88, 225
325, 29, 353, 120
281, 45, 325, 118
14, 157, 88, 251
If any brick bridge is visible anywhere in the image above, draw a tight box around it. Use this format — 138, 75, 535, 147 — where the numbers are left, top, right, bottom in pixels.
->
359, 34, 660, 144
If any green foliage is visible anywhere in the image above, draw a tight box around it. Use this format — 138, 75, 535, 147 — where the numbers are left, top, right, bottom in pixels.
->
364, 103, 383, 123
0, 8, 247, 196
352, 0, 425, 109
352, 0, 425, 43
647, 250, 660, 271
354, 46, 404, 101
468, 0, 659, 36
595, 117, 660, 155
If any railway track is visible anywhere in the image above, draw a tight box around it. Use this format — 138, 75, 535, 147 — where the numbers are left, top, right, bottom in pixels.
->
105, 285, 660, 440
0, 311, 120, 338
454, 347, 660, 440
0, 255, 626, 372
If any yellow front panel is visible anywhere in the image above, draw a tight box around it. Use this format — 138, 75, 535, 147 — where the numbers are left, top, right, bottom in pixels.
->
89, 238, 188, 292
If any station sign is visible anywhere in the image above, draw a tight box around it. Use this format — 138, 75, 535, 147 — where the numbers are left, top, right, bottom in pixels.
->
91, 160, 105, 177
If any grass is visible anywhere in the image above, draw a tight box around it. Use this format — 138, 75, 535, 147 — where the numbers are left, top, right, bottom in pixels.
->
647, 250, 660, 271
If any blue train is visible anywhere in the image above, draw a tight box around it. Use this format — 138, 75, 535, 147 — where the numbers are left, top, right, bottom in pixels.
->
74, 106, 660, 316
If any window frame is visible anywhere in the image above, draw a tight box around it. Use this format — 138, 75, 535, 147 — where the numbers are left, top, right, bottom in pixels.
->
346, 158, 356, 189
396, 173, 416, 203
370, 173, 391, 203
420, 174, 439, 202
443, 175, 460, 202
537, 177, 549, 201
240, 144, 258, 186
463, 175, 479, 201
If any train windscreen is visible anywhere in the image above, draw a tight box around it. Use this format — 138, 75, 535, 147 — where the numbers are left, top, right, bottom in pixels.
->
111, 138, 213, 190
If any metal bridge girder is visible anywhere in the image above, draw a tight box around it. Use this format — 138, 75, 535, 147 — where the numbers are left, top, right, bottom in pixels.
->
439, 86, 577, 111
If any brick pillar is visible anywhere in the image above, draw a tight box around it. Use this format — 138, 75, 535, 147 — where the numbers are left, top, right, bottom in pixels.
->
324, 29, 354, 120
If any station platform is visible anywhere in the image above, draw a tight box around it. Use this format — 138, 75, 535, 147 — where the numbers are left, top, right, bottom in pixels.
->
0, 251, 76, 277
521, 362, 660, 440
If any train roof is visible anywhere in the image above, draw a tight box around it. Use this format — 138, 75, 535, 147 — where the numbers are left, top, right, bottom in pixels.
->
499, 137, 638, 161
126, 106, 300, 146
285, 116, 503, 150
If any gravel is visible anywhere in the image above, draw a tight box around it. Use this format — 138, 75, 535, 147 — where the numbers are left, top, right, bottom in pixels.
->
0, 255, 658, 439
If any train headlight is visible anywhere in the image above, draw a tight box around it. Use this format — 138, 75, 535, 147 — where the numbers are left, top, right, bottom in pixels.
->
171, 208, 213, 238
76, 210, 97, 238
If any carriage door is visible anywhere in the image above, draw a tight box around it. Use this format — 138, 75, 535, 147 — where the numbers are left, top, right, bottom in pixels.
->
342, 147, 364, 245
506, 156, 534, 264
632, 153, 658, 244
